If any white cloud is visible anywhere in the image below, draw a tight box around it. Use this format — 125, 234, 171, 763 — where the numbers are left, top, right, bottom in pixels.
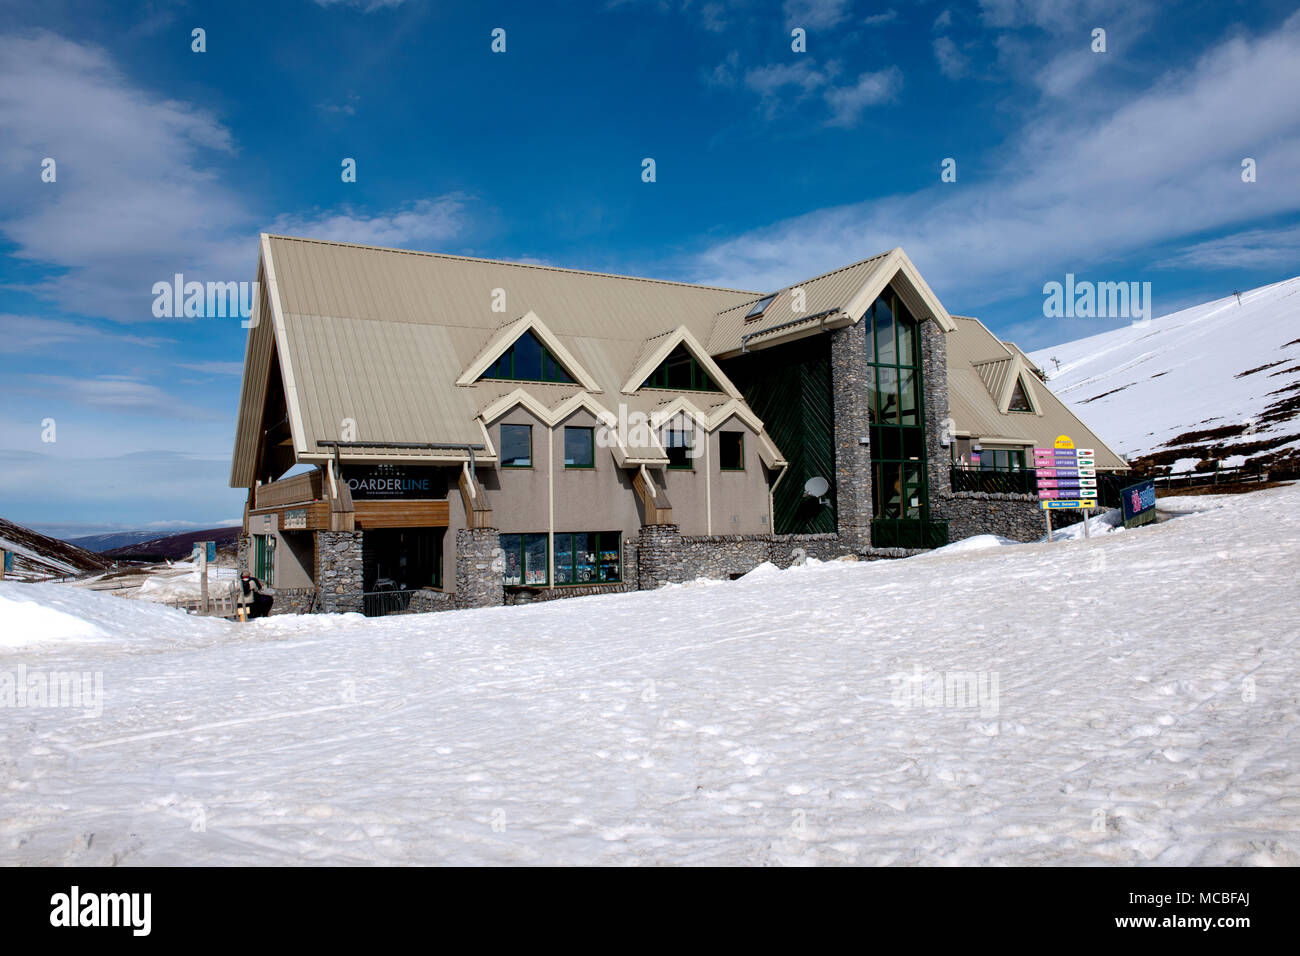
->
317, 91, 361, 116
24, 375, 224, 420
268, 195, 470, 248
178, 361, 245, 376
0, 32, 473, 324
744, 59, 899, 127
745, 60, 838, 99
783, 0, 852, 30
824, 68, 903, 126
933, 36, 970, 79
978, 0, 1136, 32
0, 314, 171, 353
699, 2, 730, 33
1154, 225, 1300, 270
979, 0, 1158, 97
707, 50, 741, 87
0, 32, 251, 322
690, 13, 1300, 308
311, 0, 411, 10
864, 10, 898, 27
0, 448, 244, 529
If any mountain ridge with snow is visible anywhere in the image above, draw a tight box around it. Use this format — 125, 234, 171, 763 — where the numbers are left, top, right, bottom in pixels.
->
1029, 277, 1300, 474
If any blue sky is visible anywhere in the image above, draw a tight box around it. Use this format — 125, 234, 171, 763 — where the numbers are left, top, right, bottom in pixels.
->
1, 0, 1298, 537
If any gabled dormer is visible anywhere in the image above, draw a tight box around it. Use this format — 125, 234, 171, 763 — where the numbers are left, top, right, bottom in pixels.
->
623, 326, 742, 398
973, 353, 1043, 416
457, 311, 600, 390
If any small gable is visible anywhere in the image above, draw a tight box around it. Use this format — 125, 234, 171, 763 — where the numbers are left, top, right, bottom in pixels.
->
480, 329, 576, 384
643, 344, 721, 392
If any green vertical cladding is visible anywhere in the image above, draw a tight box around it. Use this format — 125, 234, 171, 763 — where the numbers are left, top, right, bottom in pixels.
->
721, 338, 836, 534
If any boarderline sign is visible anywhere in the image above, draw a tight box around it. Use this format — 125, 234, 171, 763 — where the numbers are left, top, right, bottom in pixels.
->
1034, 435, 1098, 511
341, 465, 446, 500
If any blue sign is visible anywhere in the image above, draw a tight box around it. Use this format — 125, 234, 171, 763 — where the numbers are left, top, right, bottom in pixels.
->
2, 550, 12, 573
1120, 479, 1157, 528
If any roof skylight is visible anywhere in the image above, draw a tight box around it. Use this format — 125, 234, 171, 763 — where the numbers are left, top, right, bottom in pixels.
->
744, 294, 777, 320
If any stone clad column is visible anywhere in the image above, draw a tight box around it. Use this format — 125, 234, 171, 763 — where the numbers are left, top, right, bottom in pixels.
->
636, 523, 682, 589
921, 320, 953, 499
455, 528, 503, 609
829, 323, 873, 551
315, 530, 363, 613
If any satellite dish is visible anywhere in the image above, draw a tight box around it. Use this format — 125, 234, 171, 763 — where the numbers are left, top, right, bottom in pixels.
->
804, 476, 829, 499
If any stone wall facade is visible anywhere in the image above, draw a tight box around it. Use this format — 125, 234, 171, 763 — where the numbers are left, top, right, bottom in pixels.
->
934, 492, 1044, 542
315, 530, 363, 614
505, 582, 636, 605
454, 528, 504, 610
408, 588, 456, 613
635, 525, 922, 588
269, 587, 314, 615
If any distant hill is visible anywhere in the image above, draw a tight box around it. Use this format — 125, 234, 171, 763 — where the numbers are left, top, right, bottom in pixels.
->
1030, 277, 1300, 475
0, 517, 112, 580
67, 530, 182, 553
104, 526, 241, 561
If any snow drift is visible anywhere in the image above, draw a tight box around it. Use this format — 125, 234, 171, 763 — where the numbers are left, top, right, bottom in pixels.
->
1, 486, 1297, 865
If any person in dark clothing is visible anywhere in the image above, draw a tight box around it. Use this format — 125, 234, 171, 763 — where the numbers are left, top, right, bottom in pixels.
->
239, 573, 274, 619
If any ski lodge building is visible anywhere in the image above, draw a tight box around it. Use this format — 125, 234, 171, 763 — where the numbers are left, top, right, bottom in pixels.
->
230, 234, 1127, 614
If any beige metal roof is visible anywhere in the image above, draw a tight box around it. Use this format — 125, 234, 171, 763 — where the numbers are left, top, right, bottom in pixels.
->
231, 234, 764, 483
230, 234, 1126, 486
706, 247, 958, 357
706, 252, 889, 354
945, 315, 1128, 468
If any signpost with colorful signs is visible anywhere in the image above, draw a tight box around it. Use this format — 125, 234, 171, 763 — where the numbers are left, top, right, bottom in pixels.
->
1035, 436, 1097, 540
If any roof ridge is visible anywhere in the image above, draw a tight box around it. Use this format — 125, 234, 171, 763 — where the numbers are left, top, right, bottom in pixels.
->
263, 233, 761, 296
714, 248, 894, 316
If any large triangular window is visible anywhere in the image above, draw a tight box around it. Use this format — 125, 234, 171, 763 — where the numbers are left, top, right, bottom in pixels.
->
1008, 377, 1033, 412
480, 330, 576, 384
643, 345, 721, 392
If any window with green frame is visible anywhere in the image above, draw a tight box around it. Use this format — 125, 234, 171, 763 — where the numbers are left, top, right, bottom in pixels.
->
643, 345, 721, 391
481, 330, 576, 384
866, 290, 929, 522
664, 427, 695, 469
500, 423, 532, 467
563, 426, 595, 468
978, 448, 1026, 471
554, 531, 621, 585
500, 532, 549, 586
719, 431, 744, 470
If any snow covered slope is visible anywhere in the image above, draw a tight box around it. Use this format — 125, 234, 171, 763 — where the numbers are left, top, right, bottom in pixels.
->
1030, 277, 1300, 473
2, 486, 1298, 865
0, 517, 110, 581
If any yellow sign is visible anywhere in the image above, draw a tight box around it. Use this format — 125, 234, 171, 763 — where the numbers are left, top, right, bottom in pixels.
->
1054, 434, 1075, 450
